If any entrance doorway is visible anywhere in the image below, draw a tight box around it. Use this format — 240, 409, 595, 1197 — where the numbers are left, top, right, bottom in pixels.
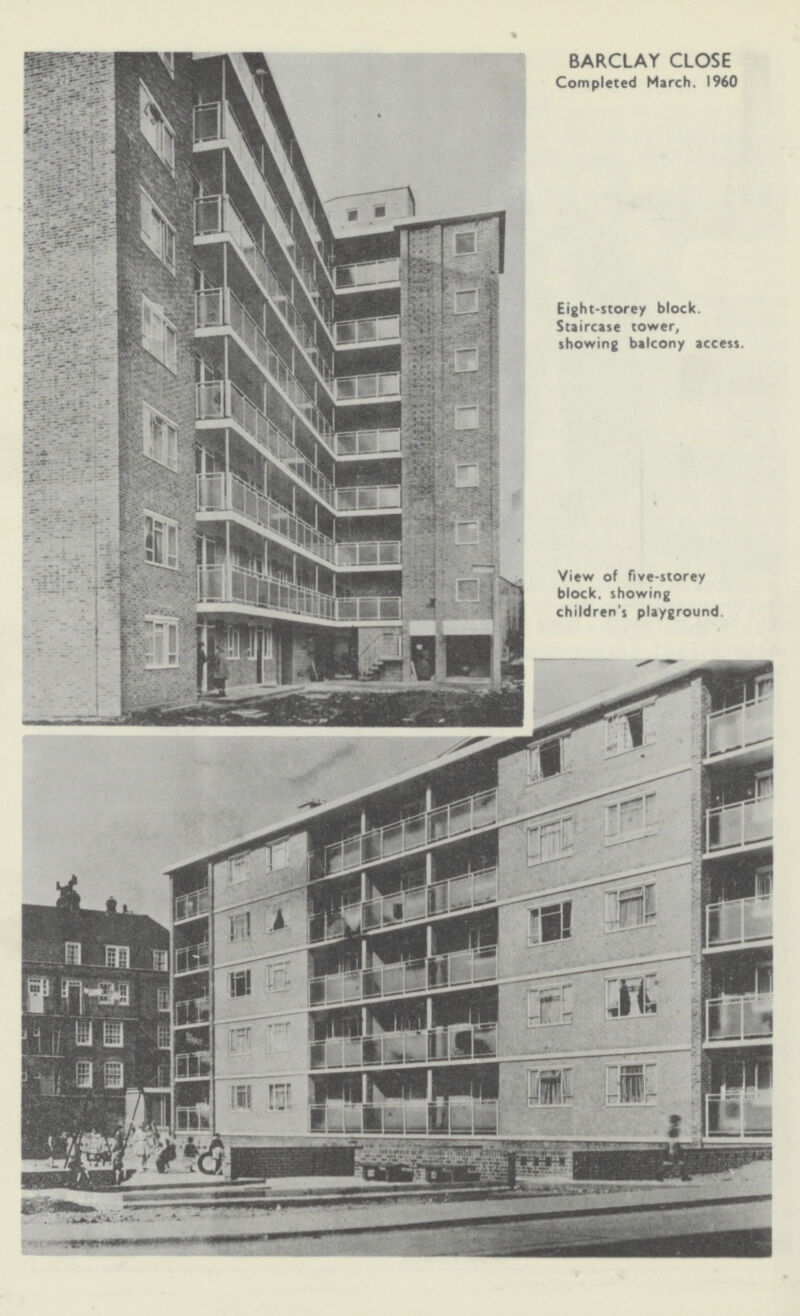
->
411, 637, 435, 681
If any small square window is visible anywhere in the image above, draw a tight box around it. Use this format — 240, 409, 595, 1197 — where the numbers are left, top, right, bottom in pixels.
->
373, 204, 386, 218
455, 405, 479, 430
230, 1083, 252, 1110
454, 289, 478, 314
268, 1082, 292, 1111
229, 1025, 252, 1055
454, 347, 479, 372
454, 229, 477, 254
455, 578, 479, 603
455, 463, 479, 487
455, 520, 479, 545
346, 208, 359, 222
528, 734, 571, 781
229, 969, 251, 998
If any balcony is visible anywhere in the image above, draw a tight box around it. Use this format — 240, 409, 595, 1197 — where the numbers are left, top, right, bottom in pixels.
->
308, 902, 363, 944
336, 596, 402, 623
336, 372, 401, 403
336, 541, 401, 568
175, 1051, 212, 1079
174, 888, 211, 922
705, 994, 773, 1042
309, 946, 498, 1007
309, 1022, 498, 1070
174, 942, 210, 975
705, 1092, 772, 1138
336, 315, 400, 346
309, 867, 498, 944
707, 696, 773, 758
319, 789, 498, 877
335, 258, 400, 289
196, 467, 335, 564
706, 896, 773, 948
309, 1098, 498, 1136
175, 1105, 211, 1132
335, 485, 401, 514
192, 191, 331, 377
195, 288, 334, 447
175, 996, 211, 1027
705, 799, 773, 853
198, 563, 337, 623
336, 428, 402, 458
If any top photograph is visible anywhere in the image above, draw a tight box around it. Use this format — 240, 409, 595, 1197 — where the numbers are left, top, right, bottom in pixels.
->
23, 51, 525, 727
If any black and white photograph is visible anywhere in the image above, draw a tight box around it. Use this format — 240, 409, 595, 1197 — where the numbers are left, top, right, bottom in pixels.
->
21, 660, 771, 1255
23, 51, 525, 728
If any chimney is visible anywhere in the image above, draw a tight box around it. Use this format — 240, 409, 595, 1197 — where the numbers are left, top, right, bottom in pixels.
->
122, 904, 128, 914
106, 897, 117, 915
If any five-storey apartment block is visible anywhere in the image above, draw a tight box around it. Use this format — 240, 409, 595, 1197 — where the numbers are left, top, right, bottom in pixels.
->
24, 52, 507, 719
165, 661, 772, 1167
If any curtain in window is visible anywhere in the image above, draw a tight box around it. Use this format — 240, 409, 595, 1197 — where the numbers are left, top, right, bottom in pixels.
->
620, 1068, 644, 1103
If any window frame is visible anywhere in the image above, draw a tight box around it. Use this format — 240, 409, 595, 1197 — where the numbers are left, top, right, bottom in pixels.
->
228, 969, 252, 999
140, 188, 176, 273
157, 1022, 171, 1049
103, 1020, 123, 1048
455, 519, 480, 546
605, 882, 657, 933
605, 700, 657, 756
606, 1062, 658, 1106
267, 1081, 292, 1112
266, 1021, 291, 1053
105, 945, 130, 970
605, 792, 658, 844
527, 733, 571, 783
453, 288, 479, 315
266, 904, 289, 934
229, 1083, 252, 1110
145, 615, 179, 669
453, 228, 478, 255
141, 295, 178, 372
373, 204, 386, 219
226, 625, 241, 660
265, 838, 290, 873
455, 577, 480, 603
605, 973, 658, 1019
75, 1060, 93, 1089
139, 80, 175, 173
455, 462, 480, 488
152, 948, 169, 972
454, 404, 479, 430
454, 346, 479, 372
528, 899, 572, 946
64, 941, 81, 966
143, 402, 179, 472
527, 1066, 573, 1106
526, 816, 574, 864
527, 982, 574, 1028
157, 986, 170, 1012
229, 911, 252, 943
75, 1019, 92, 1047
265, 960, 291, 993
346, 208, 359, 223
144, 511, 179, 570
228, 1025, 252, 1055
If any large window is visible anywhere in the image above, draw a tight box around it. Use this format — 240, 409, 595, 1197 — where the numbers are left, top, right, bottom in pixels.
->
606, 1063, 657, 1105
142, 296, 177, 372
139, 81, 175, 172
528, 1067, 573, 1106
266, 1021, 291, 1053
605, 883, 656, 932
103, 1021, 123, 1047
528, 900, 572, 945
75, 1020, 92, 1046
229, 1084, 252, 1110
606, 702, 656, 755
75, 1061, 93, 1089
230, 912, 251, 942
98, 982, 129, 1006
527, 816, 573, 863
64, 942, 81, 966
146, 616, 179, 669
140, 189, 176, 272
605, 793, 657, 843
143, 403, 178, 472
229, 1025, 252, 1055
268, 1082, 292, 1111
527, 733, 571, 782
105, 945, 130, 970
266, 961, 290, 992
229, 970, 251, 998
144, 512, 179, 569
605, 974, 658, 1018
527, 983, 573, 1027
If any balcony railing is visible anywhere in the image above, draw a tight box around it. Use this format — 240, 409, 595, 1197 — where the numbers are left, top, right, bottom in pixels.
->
174, 943, 211, 975
309, 1022, 498, 1070
174, 888, 211, 922
198, 563, 337, 622
705, 799, 773, 852
175, 996, 211, 1027
320, 789, 498, 876
336, 429, 402, 457
309, 946, 498, 1006
336, 596, 402, 622
309, 1098, 498, 1136
336, 315, 400, 345
192, 190, 331, 375
196, 468, 335, 564
707, 696, 773, 757
309, 866, 498, 943
705, 994, 773, 1042
195, 286, 334, 446
175, 1105, 211, 1132
336, 373, 401, 402
335, 258, 400, 288
706, 896, 773, 947
705, 1092, 773, 1138
336, 540, 401, 568
175, 1051, 212, 1079
336, 485, 401, 513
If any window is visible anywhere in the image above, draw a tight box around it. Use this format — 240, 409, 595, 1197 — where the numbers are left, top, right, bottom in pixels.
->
146, 616, 179, 668
157, 987, 170, 1012
266, 1021, 291, 1053
156, 1063, 170, 1087
103, 1020, 123, 1047
75, 1020, 92, 1046
266, 961, 290, 992
455, 520, 479, 545
246, 628, 258, 660
528, 734, 571, 782
76, 1061, 93, 1089
230, 1083, 252, 1110
229, 1025, 252, 1055
605, 793, 657, 842
265, 838, 290, 873
226, 626, 241, 660
606, 702, 656, 755
373, 204, 386, 218
527, 816, 573, 863
266, 905, 288, 933
98, 982, 129, 1006
142, 296, 177, 371
605, 883, 656, 932
454, 347, 479, 372
144, 512, 179, 569
527, 983, 573, 1026
455, 463, 479, 487
229, 969, 251, 998
143, 403, 178, 472
755, 673, 773, 701
268, 1082, 292, 1111
60, 978, 79, 1001
454, 289, 478, 314
605, 974, 658, 1018
529, 900, 572, 945
455, 405, 479, 429
228, 853, 250, 884
139, 81, 175, 172
158, 53, 175, 76
455, 578, 479, 603
157, 1023, 170, 1049
152, 949, 168, 972
454, 229, 477, 254
140, 189, 176, 272
346, 208, 358, 222
105, 945, 130, 970
528, 1067, 573, 1106
230, 912, 251, 942
606, 1062, 658, 1106
27, 976, 50, 1000
64, 942, 81, 966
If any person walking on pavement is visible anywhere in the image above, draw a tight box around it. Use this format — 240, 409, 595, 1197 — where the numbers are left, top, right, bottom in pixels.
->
657, 1113, 691, 1182
209, 1131, 225, 1176
183, 1135, 199, 1172
111, 1126, 125, 1186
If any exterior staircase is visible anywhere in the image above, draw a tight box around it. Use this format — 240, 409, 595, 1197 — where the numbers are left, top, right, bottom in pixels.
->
358, 631, 403, 680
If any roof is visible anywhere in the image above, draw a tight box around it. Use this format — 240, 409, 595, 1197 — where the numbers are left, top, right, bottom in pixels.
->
394, 208, 506, 272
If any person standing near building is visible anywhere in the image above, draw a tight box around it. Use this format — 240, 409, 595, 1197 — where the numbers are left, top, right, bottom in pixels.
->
196, 642, 207, 694
212, 646, 229, 697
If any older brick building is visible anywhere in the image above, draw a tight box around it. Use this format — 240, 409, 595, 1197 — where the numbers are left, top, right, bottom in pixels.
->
24, 52, 508, 719
165, 661, 772, 1173
22, 882, 170, 1156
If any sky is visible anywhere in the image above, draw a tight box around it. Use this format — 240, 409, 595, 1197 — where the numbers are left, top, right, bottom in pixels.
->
268, 54, 526, 581
24, 661, 653, 926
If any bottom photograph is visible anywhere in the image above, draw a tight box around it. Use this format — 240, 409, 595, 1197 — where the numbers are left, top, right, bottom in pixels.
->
21, 658, 772, 1256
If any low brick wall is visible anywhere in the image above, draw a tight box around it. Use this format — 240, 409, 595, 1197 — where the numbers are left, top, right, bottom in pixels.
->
353, 1139, 574, 1184
230, 1143, 354, 1181
573, 1145, 771, 1181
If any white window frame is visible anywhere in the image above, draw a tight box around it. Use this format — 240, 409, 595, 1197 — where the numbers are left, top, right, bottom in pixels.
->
527, 983, 574, 1027
157, 1023, 170, 1049
146, 615, 179, 669
455, 462, 479, 488
605, 882, 657, 933
140, 188, 176, 273
527, 816, 574, 864
528, 1067, 573, 1106
454, 404, 479, 430
229, 1083, 252, 1110
454, 346, 479, 372
139, 80, 175, 172
455, 577, 479, 603
605, 792, 657, 844
75, 1019, 92, 1047
229, 969, 252, 998
605, 973, 658, 1019
229, 911, 251, 943
144, 511, 179, 570
265, 838, 290, 873
373, 204, 386, 219
103, 1020, 123, 1047
229, 1025, 252, 1055
98, 981, 129, 1006
228, 852, 250, 885
527, 733, 571, 782
454, 228, 477, 255
528, 899, 572, 946
157, 987, 170, 1012
606, 1062, 658, 1106
266, 904, 289, 934
605, 701, 657, 756
266, 1021, 291, 1053
28, 976, 50, 998
455, 519, 480, 545
142, 295, 177, 372
152, 949, 168, 972
754, 673, 773, 701
64, 941, 81, 966
266, 960, 290, 993
454, 288, 478, 314
143, 402, 179, 472
268, 1082, 292, 1111
105, 945, 130, 970
75, 1060, 93, 1089
226, 626, 241, 660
